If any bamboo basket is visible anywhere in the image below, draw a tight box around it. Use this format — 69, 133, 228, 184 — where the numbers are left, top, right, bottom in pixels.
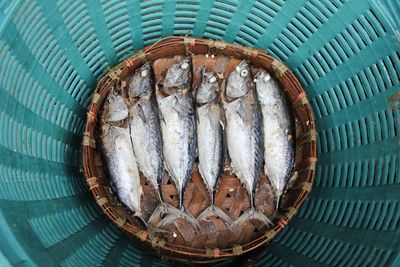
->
82, 36, 317, 263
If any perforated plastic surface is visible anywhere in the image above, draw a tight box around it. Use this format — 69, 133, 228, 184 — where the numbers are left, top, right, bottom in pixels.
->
0, 0, 399, 266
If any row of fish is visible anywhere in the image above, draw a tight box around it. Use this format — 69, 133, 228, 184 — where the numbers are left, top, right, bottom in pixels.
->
100, 57, 294, 229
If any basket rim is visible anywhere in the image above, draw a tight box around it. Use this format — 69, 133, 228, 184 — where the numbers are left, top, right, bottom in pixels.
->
82, 36, 317, 262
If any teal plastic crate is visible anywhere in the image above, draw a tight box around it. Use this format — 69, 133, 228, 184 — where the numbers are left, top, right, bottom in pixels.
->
0, 0, 399, 266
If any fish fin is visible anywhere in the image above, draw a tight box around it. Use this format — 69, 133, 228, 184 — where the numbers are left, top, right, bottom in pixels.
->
157, 107, 166, 125
157, 213, 179, 228
197, 206, 233, 229
235, 100, 247, 122
250, 210, 273, 226
148, 203, 179, 225
180, 208, 201, 230
137, 103, 146, 123
232, 209, 273, 228
147, 204, 164, 226
157, 209, 200, 230
172, 95, 186, 119
219, 120, 225, 130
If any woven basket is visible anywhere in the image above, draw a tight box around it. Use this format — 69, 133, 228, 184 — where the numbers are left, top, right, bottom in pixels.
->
0, 0, 399, 266
82, 36, 316, 263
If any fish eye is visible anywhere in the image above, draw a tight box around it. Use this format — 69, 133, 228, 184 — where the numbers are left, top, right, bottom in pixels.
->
181, 62, 189, 70
140, 69, 148, 77
240, 69, 249, 77
263, 74, 271, 82
208, 76, 217, 83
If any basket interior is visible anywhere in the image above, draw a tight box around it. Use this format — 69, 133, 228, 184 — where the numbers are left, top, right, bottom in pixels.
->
0, 0, 399, 266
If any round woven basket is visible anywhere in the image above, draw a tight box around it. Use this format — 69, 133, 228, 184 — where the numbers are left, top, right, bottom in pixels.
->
0, 1, 399, 266
82, 36, 316, 263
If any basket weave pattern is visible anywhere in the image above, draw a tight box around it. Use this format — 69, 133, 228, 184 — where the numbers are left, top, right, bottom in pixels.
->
82, 37, 316, 263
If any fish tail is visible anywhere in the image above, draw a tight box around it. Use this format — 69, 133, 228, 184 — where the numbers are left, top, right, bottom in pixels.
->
148, 203, 200, 230
159, 208, 200, 230
147, 202, 178, 225
147, 204, 164, 226
133, 211, 149, 228
197, 205, 233, 229
232, 209, 273, 228
180, 208, 201, 229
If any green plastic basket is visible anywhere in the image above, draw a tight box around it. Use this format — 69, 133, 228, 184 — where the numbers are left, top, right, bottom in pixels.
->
0, 0, 399, 266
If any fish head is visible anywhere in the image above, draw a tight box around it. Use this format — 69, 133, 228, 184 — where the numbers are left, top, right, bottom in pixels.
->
255, 69, 277, 105
163, 57, 192, 92
226, 60, 252, 99
128, 62, 154, 99
254, 69, 271, 83
196, 67, 219, 104
105, 87, 128, 122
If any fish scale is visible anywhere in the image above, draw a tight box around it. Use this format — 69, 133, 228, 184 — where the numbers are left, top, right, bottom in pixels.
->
195, 69, 231, 223
255, 69, 295, 210
222, 60, 272, 227
100, 88, 143, 220
156, 57, 196, 210
224, 91, 263, 205
128, 62, 164, 197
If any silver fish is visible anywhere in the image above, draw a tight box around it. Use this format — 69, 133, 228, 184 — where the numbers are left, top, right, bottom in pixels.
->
255, 69, 295, 210
152, 58, 201, 229
195, 69, 231, 223
101, 88, 143, 220
156, 57, 196, 210
128, 62, 163, 195
128, 63, 184, 228
222, 60, 272, 226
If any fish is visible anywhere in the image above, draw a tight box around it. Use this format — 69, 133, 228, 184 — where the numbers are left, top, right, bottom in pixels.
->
128, 62, 184, 227
128, 62, 163, 196
255, 69, 295, 211
222, 60, 272, 227
154, 57, 199, 228
100, 87, 145, 224
195, 68, 231, 223
156, 57, 196, 209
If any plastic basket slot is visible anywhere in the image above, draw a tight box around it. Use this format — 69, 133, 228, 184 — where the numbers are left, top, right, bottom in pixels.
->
28, 202, 101, 248
60, 225, 120, 267
0, 47, 83, 136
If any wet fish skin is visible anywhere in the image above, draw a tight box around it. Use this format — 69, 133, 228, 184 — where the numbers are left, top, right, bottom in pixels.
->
156, 57, 196, 209
195, 69, 224, 195
255, 69, 295, 205
222, 60, 264, 206
195, 69, 232, 224
223, 61, 272, 226
101, 88, 143, 215
128, 63, 163, 194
